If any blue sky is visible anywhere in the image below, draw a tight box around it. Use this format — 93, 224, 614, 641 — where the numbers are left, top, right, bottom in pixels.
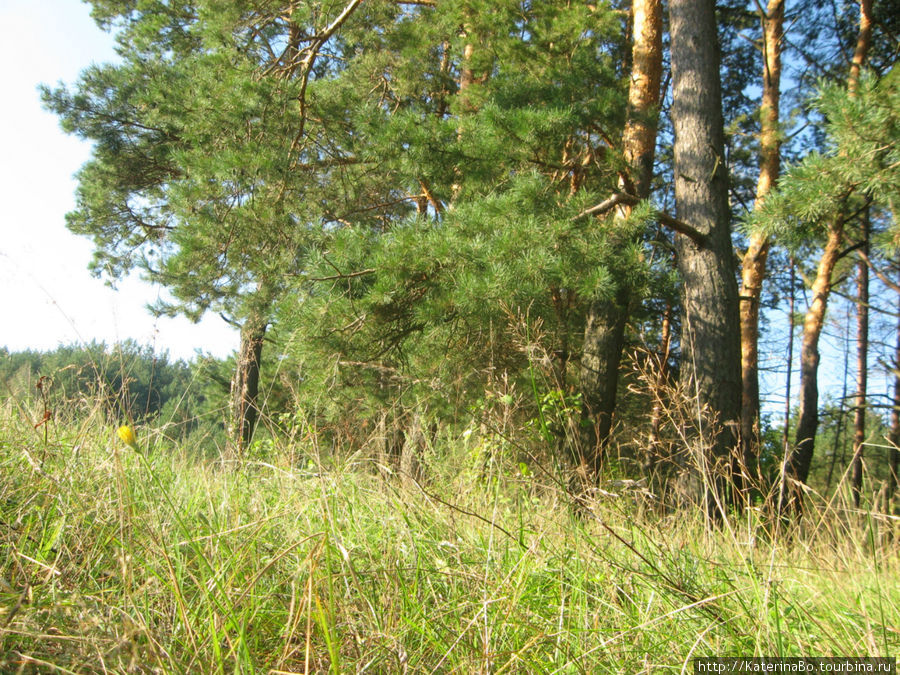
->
0, 0, 238, 361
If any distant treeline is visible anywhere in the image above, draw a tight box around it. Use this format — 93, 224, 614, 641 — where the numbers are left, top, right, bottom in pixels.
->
0, 340, 231, 439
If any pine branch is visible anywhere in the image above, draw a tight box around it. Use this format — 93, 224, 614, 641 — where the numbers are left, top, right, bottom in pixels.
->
836, 240, 865, 262
573, 192, 708, 247
288, 0, 365, 151
307, 268, 376, 282
219, 313, 241, 329
419, 179, 444, 214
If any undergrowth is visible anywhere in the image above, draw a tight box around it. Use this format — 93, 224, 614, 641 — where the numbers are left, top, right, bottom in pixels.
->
0, 406, 897, 673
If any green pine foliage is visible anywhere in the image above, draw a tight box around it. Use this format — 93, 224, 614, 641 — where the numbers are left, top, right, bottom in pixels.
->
271, 0, 659, 428
41, 0, 669, 441
748, 69, 900, 248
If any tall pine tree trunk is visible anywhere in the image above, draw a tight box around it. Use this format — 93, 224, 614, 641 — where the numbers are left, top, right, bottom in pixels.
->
669, 0, 743, 518
824, 313, 852, 493
738, 0, 784, 493
782, 222, 843, 511
452, 18, 487, 203
851, 210, 869, 509
780, 0, 873, 516
888, 279, 900, 510
782, 259, 795, 460
578, 0, 662, 477
229, 310, 268, 456
580, 287, 631, 475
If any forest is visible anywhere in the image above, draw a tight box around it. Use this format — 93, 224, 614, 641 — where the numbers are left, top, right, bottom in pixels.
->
1, 0, 899, 671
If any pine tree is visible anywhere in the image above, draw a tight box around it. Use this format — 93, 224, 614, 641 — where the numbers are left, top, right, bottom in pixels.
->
749, 2, 900, 515
43, 0, 373, 453
737, 0, 784, 493
278, 0, 635, 446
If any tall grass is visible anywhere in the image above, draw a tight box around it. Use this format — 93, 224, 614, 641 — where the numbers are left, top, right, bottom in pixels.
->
1, 401, 897, 673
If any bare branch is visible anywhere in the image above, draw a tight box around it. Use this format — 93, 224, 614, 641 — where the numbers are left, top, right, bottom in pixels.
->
859, 249, 900, 293
419, 178, 444, 215
291, 0, 365, 147
307, 268, 376, 282
573, 192, 708, 247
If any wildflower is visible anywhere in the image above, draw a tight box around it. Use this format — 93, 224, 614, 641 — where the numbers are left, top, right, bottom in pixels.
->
117, 424, 137, 449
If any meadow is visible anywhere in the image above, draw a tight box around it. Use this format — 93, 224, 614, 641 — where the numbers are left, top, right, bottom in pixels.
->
1, 400, 897, 674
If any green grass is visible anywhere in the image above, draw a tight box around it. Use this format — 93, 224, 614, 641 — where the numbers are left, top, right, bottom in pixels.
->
1, 408, 897, 673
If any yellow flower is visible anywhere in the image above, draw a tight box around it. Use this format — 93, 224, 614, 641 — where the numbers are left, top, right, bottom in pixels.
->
117, 425, 137, 449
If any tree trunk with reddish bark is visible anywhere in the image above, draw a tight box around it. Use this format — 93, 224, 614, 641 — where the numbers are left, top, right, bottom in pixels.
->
578, 0, 663, 478
738, 0, 784, 497
781, 222, 843, 512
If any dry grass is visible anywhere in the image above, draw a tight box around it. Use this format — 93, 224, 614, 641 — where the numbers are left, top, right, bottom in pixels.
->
1, 400, 897, 674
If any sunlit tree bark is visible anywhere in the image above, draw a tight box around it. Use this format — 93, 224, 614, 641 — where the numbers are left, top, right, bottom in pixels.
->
229, 311, 268, 456
738, 0, 784, 495
579, 0, 663, 477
